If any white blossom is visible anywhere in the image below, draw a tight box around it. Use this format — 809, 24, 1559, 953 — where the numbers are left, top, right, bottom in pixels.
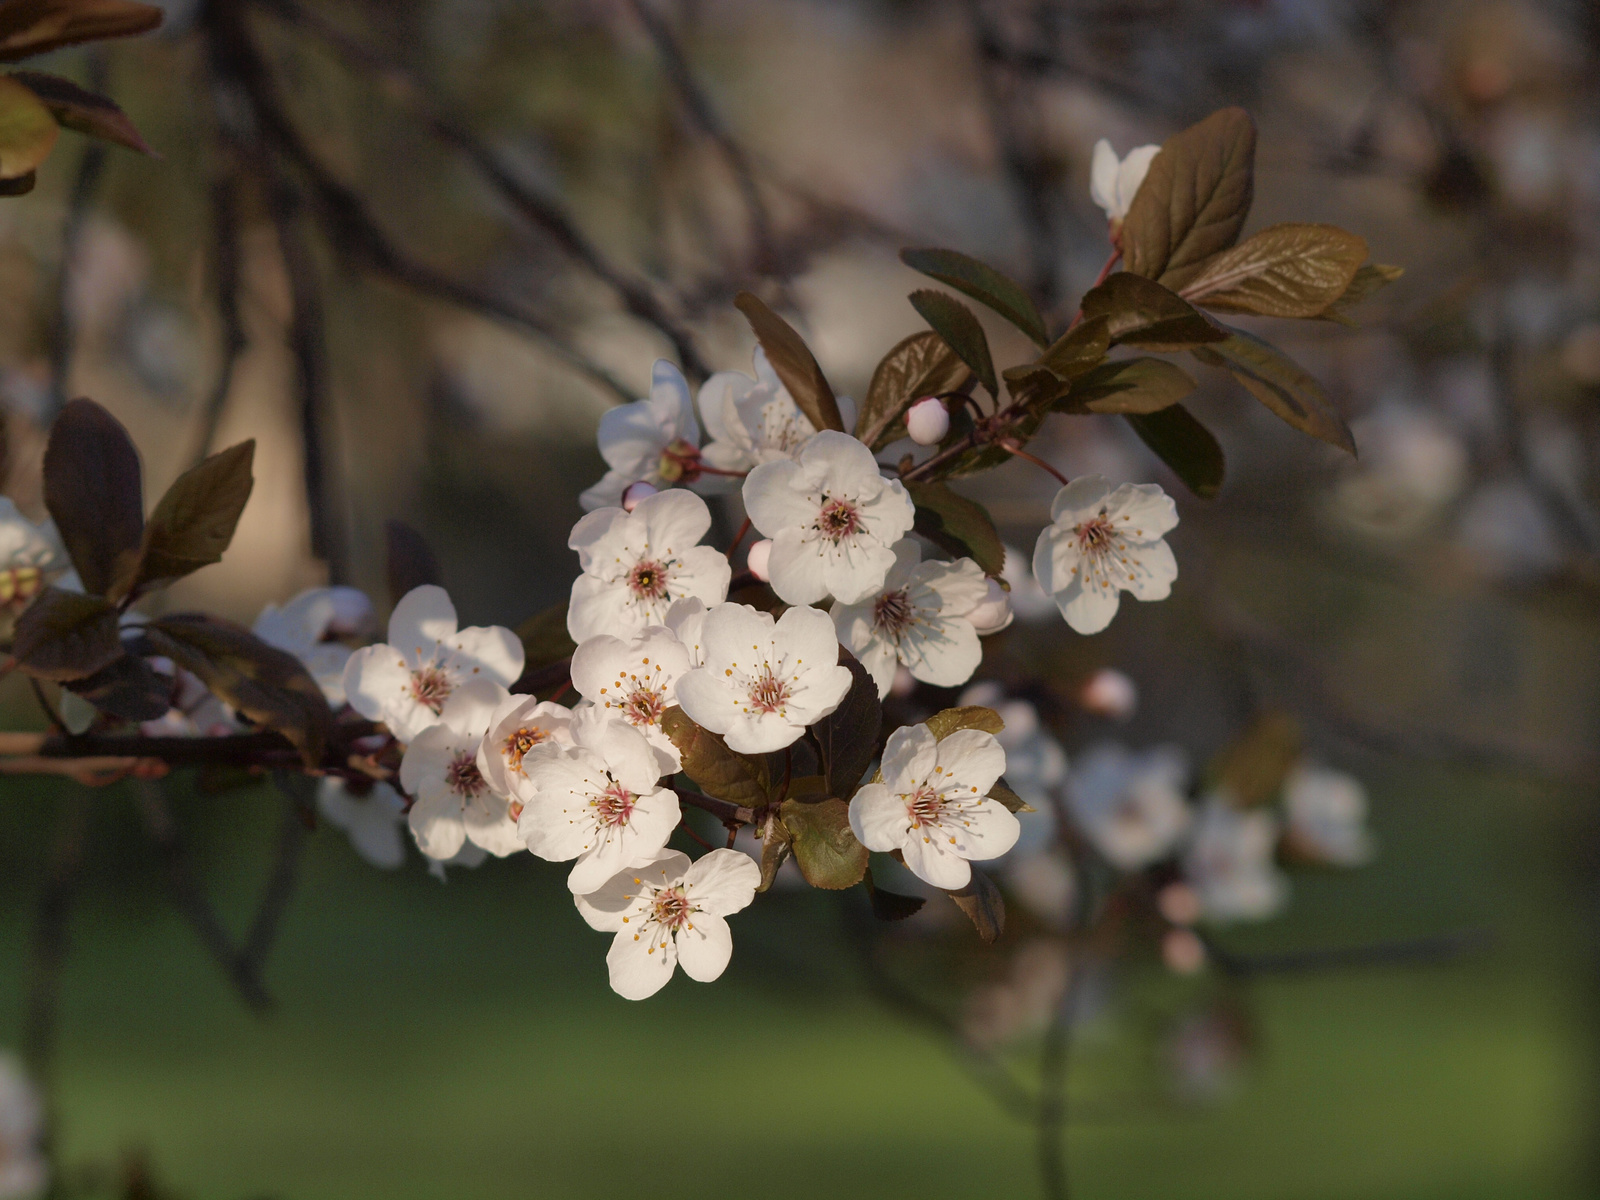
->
849, 723, 1020, 889
831, 540, 989, 697
957, 688, 1067, 825
343, 585, 523, 743
1067, 742, 1191, 870
317, 778, 407, 869
0, 1054, 45, 1199
1182, 795, 1289, 923
1090, 138, 1160, 223
399, 680, 522, 860
1078, 668, 1138, 721
0, 497, 78, 612
575, 847, 760, 1000
662, 597, 708, 667
476, 692, 574, 804
698, 347, 857, 477
743, 430, 915, 605
960, 577, 1013, 636
517, 708, 681, 894
675, 602, 853, 754
569, 625, 690, 773
567, 488, 731, 644
580, 359, 700, 511
254, 586, 375, 706
905, 396, 949, 445
1001, 543, 1057, 621
1033, 476, 1178, 635
1283, 763, 1374, 867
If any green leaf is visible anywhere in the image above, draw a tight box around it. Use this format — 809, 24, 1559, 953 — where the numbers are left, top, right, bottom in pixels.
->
757, 810, 792, 893
0, 0, 163, 62
866, 867, 925, 920
10, 70, 152, 153
989, 779, 1031, 813
1121, 107, 1257, 293
733, 292, 844, 433
660, 706, 770, 809
515, 601, 576, 671
42, 398, 144, 597
1179, 223, 1367, 318
1193, 327, 1355, 454
1318, 263, 1404, 325
1125, 405, 1225, 499
1037, 315, 1112, 378
924, 705, 1005, 741
146, 614, 334, 767
1059, 358, 1195, 415
908, 289, 997, 397
906, 481, 1005, 577
385, 519, 441, 605
12, 587, 120, 681
119, 439, 254, 600
62, 651, 168, 721
948, 868, 1005, 942
780, 794, 868, 890
1079, 273, 1226, 351
0, 73, 54, 178
856, 330, 970, 450
900, 247, 1049, 347
815, 647, 881, 795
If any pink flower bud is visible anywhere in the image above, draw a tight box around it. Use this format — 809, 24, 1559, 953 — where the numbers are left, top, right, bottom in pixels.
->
1157, 882, 1203, 927
621, 481, 659, 512
1162, 928, 1207, 975
746, 538, 773, 581
962, 577, 1014, 635
1079, 667, 1137, 721
906, 396, 950, 445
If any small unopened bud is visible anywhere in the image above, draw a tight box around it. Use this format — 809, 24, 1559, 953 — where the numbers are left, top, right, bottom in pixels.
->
621, 481, 659, 512
1079, 667, 1137, 721
962, 577, 1014, 635
746, 538, 773, 581
890, 665, 917, 698
1157, 882, 1203, 927
1162, 928, 1207, 975
906, 396, 950, 445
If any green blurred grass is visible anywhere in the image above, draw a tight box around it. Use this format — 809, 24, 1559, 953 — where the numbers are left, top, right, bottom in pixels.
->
0, 758, 1589, 1200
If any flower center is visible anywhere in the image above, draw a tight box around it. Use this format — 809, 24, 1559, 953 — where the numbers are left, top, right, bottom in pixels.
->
746, 665, 791, 715
905, 784, 945, 828
816, 497, 862, 543
446, 751, 486, 798
650, 885, 694, 931
622, 686, 666, 728
501, 726, 550, 776
593, 781, 637, 827
409, 665, 453, 713
0, 565, 42, 607
657, 438, 702, 484
1075, 514, 1117, 555
873, 588, 915, 637
628, 559, 670, 601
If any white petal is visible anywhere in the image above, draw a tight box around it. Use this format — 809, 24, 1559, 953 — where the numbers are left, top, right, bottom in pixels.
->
1060, 574, 1123, 634
742, 460, 813, 535
388, 584, 457, 649
1089, 138, 1121, 216
1049, 476, 1112, 525
765, 527, 832, 606
650, 358, 698, 444
879, 723, 938, 791
1115, 144, 1161, 215
1123, 539, 1178, 601
568, 506, 626, 571
944, 797, 1022, 863
821, 536, 900, 606
437, 677, 507, 735
1106, 482, 1179, 540
901, 833, 973, 889
683, 847, 760, 916
897, 615, 982, 689
341, 643, 410, 727
606, 923, 679, 999
595, 396, 670, 473
441, 625, 525, 688
575, 849, 689, 931
848, 784, 908, 853
674, 912, 733, 982
935, 728, 1007, 795
408, 792, 467, 860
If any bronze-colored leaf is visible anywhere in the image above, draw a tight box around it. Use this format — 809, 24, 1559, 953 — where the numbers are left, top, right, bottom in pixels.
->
781, 794, 868, 890
385, 519, 440, 606
1209, 711, 1302, 806
1079, 272, 1226, 351
10, 70, 152, 153
1037, 315, 1111, 379
948, 868, 1004, 942
12, 586, 119, 681
1059, 358, 1195, 415
816, 647, 881, 792
856, 330, 970, 450
908, 289, 997, 397
924, 705, 1004, 741
0, 0, 163, 63
1318, 263, 1404, 325
989, 779, 1031, 813
64, 651, 169, 720
42, 398, 143, 597
757, 810, 792, 893
900, 247, 1049, 347
1179, 223, 1367, 319
906, 481, 1005, 577
660, 706, 770, 809
1193, 327, 1355, 454
118, 440, 254, 600
1125, 405, 1225, 499
1121, 107, 1257, 292
733, 292, 843, 433
0, 72, 54, 179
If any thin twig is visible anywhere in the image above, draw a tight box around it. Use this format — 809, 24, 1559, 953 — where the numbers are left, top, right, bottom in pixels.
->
189, 156, 248, 465
1201, 928, 1493, 978
673, 786, 755, 826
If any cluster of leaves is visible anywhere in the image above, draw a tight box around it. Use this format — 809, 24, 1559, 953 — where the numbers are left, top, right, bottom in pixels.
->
0, 0, 163, 194
9, 398, 337, 766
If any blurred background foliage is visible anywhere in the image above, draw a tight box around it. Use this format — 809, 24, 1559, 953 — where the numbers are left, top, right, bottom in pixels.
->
0, 0, 1595, 1196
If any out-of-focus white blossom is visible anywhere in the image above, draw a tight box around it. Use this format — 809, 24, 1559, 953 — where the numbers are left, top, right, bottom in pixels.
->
0, 1053, 46, 1199
905, 396, 950, 445
254, 586, 376, 706
1157, 881, 1203, 926
567, 489, 731, 643
1332, 405, 1468, 539
743, 430, 915, 605
850, 722, 1019, 889
1283, 763, 1374, 866
318, 778, 407, 869
1182, 796, 1288, 923
570, 626, 691, 773
343, 585, 523, 743
1067, 742, 1191, 870
956, 688, 1067, 829
745, 538, 772, 581
831, 540, 989, 697
1078, 668, 1138, 721
400, 680, 521, 860
697, 347, 856, 477
960, 577, 1014, 636
1455, 478, 1563, 580
575, 847, 760, 1000
0, 497, 79, 609
580, 359, 700, 511
1003, 851, 1076, 927
1001, 543, 1057, 621
1090, 138, 1160, 223
1033, 477, 1178, 634
676, 603, 852, 754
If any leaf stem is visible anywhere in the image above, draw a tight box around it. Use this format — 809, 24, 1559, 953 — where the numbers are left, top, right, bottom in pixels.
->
997, 439, 1071, 486
725, 516, 753, 561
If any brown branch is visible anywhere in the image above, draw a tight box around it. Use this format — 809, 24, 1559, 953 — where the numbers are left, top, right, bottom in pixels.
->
673, 786, 756, 827
1199, 928, 1493, 978
189, 152, 248, 465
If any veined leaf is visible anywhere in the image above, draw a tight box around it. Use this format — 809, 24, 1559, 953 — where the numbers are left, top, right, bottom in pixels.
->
11, 71, 152, 154
1122, 107, 1257, 293
1080, 273, 1226, 351
1179, 223, 1367, 318
924, 705, 1005, 741
989, 779, 1031, 813
42, 398, 143, 597
734, 292, 844, 433
816, 648, 881, 797
781, 793, 868, 890
0, 73, 54, 178
908, 289, 997, 397
1125, 405, 1225, 499
948, 868, 1004, 942
1038, 315, 1111, 378
856, 330, 970, 450
906, 482, 1005, 576
0, 0, 163, 62
1059, 357, 1195, 415
12, 587, 120, 681
119, 440, 254, 600
660, 706, 770, 809
901, 247, 1049, 347
1319, 263, 1404, 325
1193, 327, 1355, 454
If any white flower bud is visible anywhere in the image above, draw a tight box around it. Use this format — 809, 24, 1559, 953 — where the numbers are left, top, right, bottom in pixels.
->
745, 538, 773, 581
621, 480, 659, 512
905, 396, 950, 445
961, 577, 1014, 635
1079, 667, 1137, 721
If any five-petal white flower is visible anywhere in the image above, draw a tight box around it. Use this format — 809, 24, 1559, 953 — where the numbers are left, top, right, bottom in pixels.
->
476, 692, 574, 807
831, 540, 990, 698
698, 347, 856, 478
1182, 795, 1289, 923
849, 723, 1020, 889
517, 708, 681, 894
674, 602, 853, 754
400, 679, 523, 860
575, 847, 760, 1000
1283, 763, 1374, 867
317, 777, 407, 869
1067, 742, 1191, 870
567, 488, 732, 644
743, 430, 915, 605
580, 359, 701, 511
1090, 138, 1160, 224
342, 585, 524, 742
254, 585, 375, 706
1032, 476, 1178, 635
570, 625, 690, 773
